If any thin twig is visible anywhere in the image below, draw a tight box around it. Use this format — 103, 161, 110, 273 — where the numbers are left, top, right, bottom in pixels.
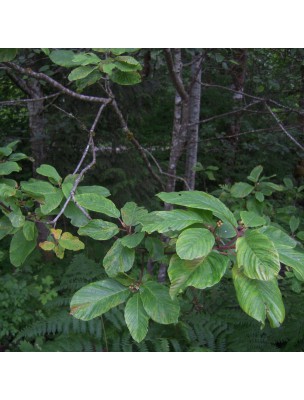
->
3, 62, 112, 105
49, 104, 106, 225
265, 103, 304, 152
143, 147, 191, 190
201, 82, 304, 116
0, 93, 62, 107
109, 93, 165, 190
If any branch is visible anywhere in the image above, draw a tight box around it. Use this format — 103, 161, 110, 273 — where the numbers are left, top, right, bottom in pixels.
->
109, 95, 165, 190
143, 147, 191, 190
265, 104, 304, 152
189, 100, 262, 127
201, 82, 304, 116
3, 62, 112, 105
163, 49, 189, 101
49, 104, 106, 225
0, 93, 61, 107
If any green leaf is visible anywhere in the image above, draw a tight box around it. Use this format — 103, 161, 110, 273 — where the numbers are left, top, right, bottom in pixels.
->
58, 232, 85, 251
140, 209, 206, 234
0, 146, 13, 157
77, 185, 110, 198
230, 182, 254, 198
68, 65, 98, 81
157, 191, 237, 228
9, 229, 37, 267
0, 183, 16, 198
7, 210, 25, 228
21, 180, 64, 214
176, 228, 215, 260
289, 216, 300, 234
296, 231, 304, 241
74, 193, 120, 218
109, 70, 141, 85
0, 161, 21, 175
168, 252, 229, 298
0, 216, 13, 240
39, 241, 55, 251
121, 202, 148, 226
236, 230, 280, 280
0, 48, 18, 62
70, 279, 130, 320
103, 240, 135, 277
36, 164, 62, 185
72, 52, 101, 66
255, 192, 264, 202
140, 281, 180, 324
121, 232, 145, 248
124, 293, 149, 343
78, 219, 119, 240
63, 202, 90, 227
75, 69, 103, 90
232, 267, 285, 328
23, 221, 36, 241
8, 153, 29, 162
49, 50, 79, 67
145, 237, 164, 261
247, 165, 263, 183
62, 174, 77, 198
240, 211, 266, 227
276, 246, 304, 281
258, 226, 296, 249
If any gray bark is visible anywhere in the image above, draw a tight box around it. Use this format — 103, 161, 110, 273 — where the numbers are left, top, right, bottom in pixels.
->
185, 55, 202, 190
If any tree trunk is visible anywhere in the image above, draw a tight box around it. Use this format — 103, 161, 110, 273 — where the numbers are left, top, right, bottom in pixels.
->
184, 54, 202, 190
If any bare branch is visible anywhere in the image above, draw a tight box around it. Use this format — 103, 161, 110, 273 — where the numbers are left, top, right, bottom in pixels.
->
163, 49, 189, 101
143, 147, 191, 190
189, 100, 262, 127
49, 104, 106, 225
109, 95, 165, 190
3, 62, 112, 105
265, 104, 304, 152
201, 82, 304, 116
0, 93, 61, 107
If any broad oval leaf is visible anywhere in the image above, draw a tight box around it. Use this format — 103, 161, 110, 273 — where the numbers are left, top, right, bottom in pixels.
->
232, 267, 285, 328
157, 191, 237, 228
121, 232, 145, 248
23, 221, 37, 241
64, 202, 90, 227
140, 281, 180, 324
78, 219, 119, 240
68, 65, 98, 81
121, 202, 148, 226
247, 165, 263, 183
59, 232, 85, 251
74, 193, 120, 218
176, 228, 215, 260
36, 164, 62, 185
258, 225, 296, 249
0, 48, 18, 62
110, 70, 141, 85
240, 211, 266, 227
231, 182, 254, 198
0, 161, 21, 176
10, 229, 37, 267
103, 239, 135, 277
168, 252, 229, 298
70, 279, 130, 320
124, 293, 149, 343
49, 50, 78, 67
236, 230, 280, 280
277, 246, 304, 281
140, 209, 206, 234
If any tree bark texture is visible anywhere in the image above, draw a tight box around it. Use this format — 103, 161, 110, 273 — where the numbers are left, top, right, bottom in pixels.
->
185, 55, 202, 190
